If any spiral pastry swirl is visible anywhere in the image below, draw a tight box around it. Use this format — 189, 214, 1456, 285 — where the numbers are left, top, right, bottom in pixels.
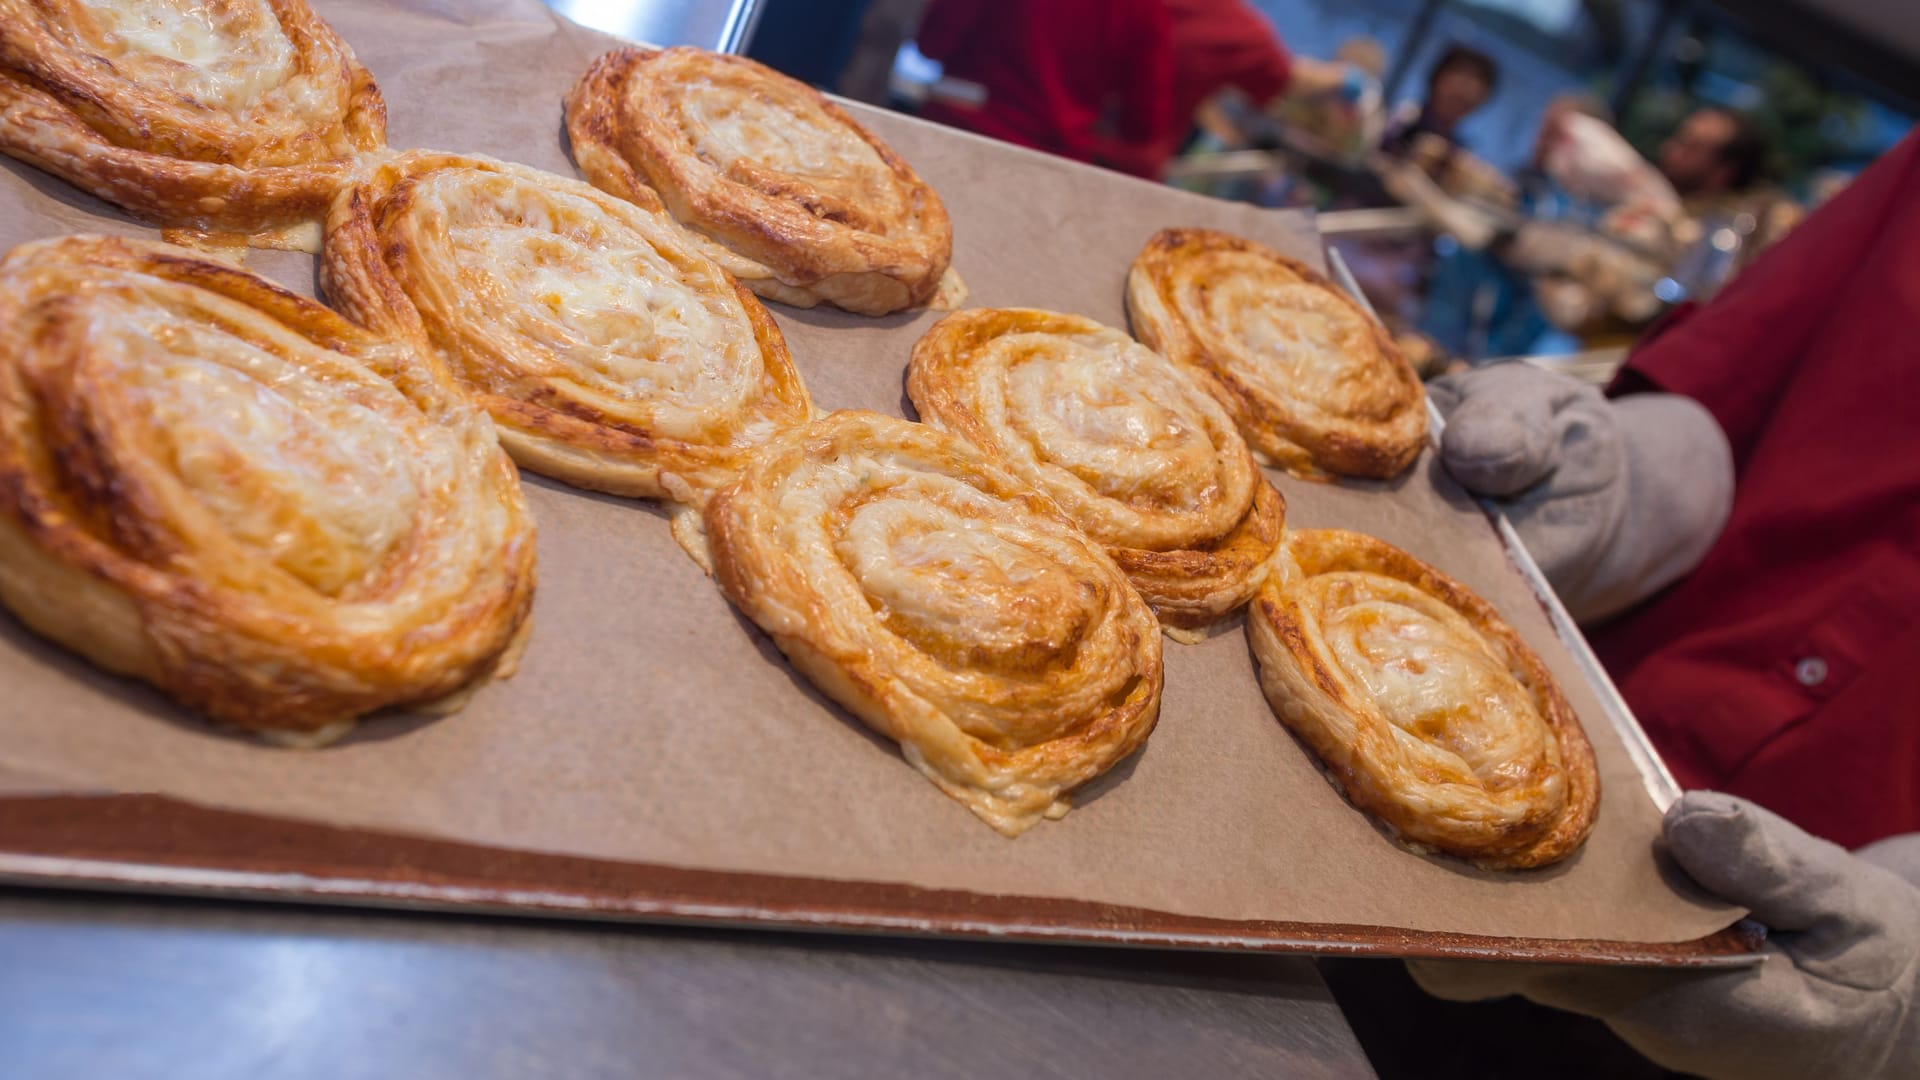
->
322, 150, 812, 505
1247, 529, 1598, 868
0, 0, 385, 234
566, 46, 953, 316
0, 235, 536, 741
907, 308, 1283, 633
706, 411, 1163, 835
1127, 228, 1427, 480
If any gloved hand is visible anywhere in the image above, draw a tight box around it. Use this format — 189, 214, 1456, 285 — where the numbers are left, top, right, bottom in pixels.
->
1428, 362, 1732, 624
1408, 792, 1920, 1080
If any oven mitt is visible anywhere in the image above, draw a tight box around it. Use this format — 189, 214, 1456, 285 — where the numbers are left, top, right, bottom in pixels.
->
1407, 792, 1920, 1080
1427, 363, 1732, 624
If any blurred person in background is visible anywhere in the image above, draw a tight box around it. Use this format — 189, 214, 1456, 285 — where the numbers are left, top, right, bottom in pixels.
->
1389, 98, 1788, 355
1526, 102, 1790, 330
913, 0, 1174, 177
1658, 105, 1769, 201
1379, 44, 1499, 165
1156, 1, 1380, 172
914, 0, 1372, 180
1397, 124, 1920, 1080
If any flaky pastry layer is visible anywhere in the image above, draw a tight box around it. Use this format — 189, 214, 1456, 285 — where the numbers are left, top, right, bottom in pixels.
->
0, 0, 385, 232
1247, 529, 1599, 868
322, 150, 812, 505
1127, 228, 1427, 480
706, 411, 1163, 835
0, 235, 536, 739
907, 307, 1283, 631
567, 46, 952, 316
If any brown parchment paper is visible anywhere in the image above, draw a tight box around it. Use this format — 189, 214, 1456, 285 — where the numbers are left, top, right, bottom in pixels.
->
0, 0, 1741, 945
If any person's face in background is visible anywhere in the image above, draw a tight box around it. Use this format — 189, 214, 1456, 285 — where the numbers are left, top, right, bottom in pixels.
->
1659, 109, 1738, 197
1427, 64, 1492, 130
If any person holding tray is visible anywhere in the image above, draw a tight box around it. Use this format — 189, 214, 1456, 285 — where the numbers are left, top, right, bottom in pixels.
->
1408, 127, 1920, 1080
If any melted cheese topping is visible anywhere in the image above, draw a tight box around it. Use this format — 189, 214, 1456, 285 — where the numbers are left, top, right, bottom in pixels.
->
946, 319, 1255, 552
1247, 529, 1591, 864
1180, 254, 1398, 423
399, 167, 777, 447
32, 0, 361, 161
709, 413, 1163, 834
839, 495, 1087, 675
757, 436, 1146, 750
675, 73, 904, 229
33, 273, 432, 601
682, 79, 882, 180
114, 313, 415, 596
1313, 573, 1556, 794
84, 0, 295, 111
14, 262, 515, 617
0, 236, 536, 733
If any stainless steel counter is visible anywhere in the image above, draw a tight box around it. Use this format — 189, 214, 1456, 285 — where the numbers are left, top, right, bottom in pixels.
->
0, 889, 1376, 1079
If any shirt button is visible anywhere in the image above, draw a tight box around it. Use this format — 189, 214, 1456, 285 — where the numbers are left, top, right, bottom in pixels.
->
1794, 656, 1829, 687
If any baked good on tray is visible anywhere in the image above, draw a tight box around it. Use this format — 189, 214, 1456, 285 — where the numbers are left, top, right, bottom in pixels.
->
0, 235, 536, 744
705, 410, 1163, 836
1127, 227, 1427, 480
0, 0, 385, 234
907, 307, 1284, 636
322, 150, 813, 506
566, 46, 953, 316
1247, 528, 1598, 868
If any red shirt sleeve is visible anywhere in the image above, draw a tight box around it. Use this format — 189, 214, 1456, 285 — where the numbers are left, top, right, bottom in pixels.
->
1115, 1, 1175, 142
1089, 0, 1176, 178
1613, 130, 1920, 466
1165, 0, 1292, 109
913, 0, 983, 62
1224, 20, 1291, 103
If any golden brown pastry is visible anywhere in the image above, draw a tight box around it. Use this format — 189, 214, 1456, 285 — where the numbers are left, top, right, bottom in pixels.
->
1127, 228, 1428, 480
566, 46, 953, 316
1247, 529, 1598, 868
322, 150, 812, 505
0, 0, 385, 234
907, 308, 1283, 634
706, 410, 1163, 835
0, 235, 535, 742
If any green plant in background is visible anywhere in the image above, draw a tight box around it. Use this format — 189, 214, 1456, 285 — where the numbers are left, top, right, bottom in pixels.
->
1751, 63, 1866, 183
1615, 86, 1686, 164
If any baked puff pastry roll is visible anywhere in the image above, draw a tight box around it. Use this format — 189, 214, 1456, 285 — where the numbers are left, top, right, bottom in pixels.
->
1127, 228, 1428, 481
1248, 529, 1598, 868
706, 411, 1163, 836
322, 151, 812, 506
0, 0, 385, 234
566, 46, 953, 316
906, 308, 1284, 635
0, 235, 536, 742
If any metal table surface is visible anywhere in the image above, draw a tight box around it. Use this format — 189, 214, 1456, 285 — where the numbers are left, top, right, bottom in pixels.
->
0, 888, 1375, 1079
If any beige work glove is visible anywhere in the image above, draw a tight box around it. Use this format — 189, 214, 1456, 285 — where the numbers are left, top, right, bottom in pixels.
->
1409, 792, 1920, 1080
1428, 362, 1732, 624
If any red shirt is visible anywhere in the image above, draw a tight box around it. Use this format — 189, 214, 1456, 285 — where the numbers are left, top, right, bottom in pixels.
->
1149, 0, 1294, 170
1595, 129, 1920, 848
916, 0, 1173, 178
